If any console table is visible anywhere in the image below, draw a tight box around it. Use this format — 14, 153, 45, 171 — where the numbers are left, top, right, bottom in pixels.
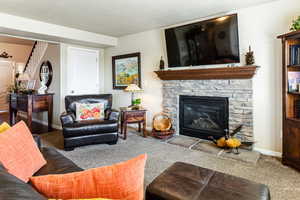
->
9, 93, 54, 132
120, 108, 147, 140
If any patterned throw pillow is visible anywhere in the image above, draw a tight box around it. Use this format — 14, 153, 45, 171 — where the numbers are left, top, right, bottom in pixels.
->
75, 103, 105, 121
0, 122, 11, 133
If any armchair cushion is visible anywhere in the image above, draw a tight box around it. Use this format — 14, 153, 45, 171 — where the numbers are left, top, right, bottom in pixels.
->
60, 112, 75, 126
63, 120, 118, 138
105, 109, 120, 121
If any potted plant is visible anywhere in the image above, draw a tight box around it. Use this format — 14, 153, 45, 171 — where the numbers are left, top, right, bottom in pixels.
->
291, 16, 300, 31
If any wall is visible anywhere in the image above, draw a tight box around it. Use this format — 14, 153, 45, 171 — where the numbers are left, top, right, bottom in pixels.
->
104, 0, 300, 154
239, 0, 300, 155
104, 29, 164, 128
0, 42, 32, 63
32, 43, 61, 128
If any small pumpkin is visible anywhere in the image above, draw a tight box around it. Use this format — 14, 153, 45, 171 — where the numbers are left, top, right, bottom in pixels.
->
216, 137, 227, 148
226, 138, 241, 148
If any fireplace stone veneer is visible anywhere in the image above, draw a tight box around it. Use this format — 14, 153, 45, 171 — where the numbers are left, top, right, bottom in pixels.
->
162, 79, 253, 143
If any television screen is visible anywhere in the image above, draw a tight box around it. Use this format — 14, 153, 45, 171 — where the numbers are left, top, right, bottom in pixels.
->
165, 14, 240, 67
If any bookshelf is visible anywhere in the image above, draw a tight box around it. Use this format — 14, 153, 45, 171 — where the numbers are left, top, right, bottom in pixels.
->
278, 30, 300, 171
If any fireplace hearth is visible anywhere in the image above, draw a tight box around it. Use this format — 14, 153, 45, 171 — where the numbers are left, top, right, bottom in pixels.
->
179, 95, 229, 140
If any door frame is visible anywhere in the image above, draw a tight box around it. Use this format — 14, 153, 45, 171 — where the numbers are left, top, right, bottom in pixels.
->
66, 46, 100, 95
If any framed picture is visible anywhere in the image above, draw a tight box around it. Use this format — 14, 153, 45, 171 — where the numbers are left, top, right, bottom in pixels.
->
112, 52, 141, 90
26, 80, 36, 90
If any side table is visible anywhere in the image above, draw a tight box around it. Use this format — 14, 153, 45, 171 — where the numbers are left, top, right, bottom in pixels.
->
120, 108, 147, 140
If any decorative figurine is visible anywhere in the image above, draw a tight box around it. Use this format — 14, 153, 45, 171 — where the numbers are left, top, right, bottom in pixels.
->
38, 65, 49, 94
245, 46, 255, 65
159, 56, 165, 70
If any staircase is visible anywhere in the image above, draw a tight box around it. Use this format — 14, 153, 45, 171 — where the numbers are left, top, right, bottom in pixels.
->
24, 41, 48, 77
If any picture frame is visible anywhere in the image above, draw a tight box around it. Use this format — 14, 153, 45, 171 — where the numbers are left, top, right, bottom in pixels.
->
26, 80, 36, 90
112, 52, 141, 90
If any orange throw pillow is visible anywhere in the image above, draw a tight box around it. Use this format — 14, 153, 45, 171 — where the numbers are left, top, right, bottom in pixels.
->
0, 121, 46, 182
30, 154, 147, 200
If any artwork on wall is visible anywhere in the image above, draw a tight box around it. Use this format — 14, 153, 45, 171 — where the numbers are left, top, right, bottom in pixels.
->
26, 80, 36, 90
112, 52, 141, 90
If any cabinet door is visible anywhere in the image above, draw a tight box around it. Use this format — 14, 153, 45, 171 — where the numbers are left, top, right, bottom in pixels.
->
284, 121, 300, 161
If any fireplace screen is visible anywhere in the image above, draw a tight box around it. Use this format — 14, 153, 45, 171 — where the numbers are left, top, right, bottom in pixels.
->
179, 95, 229, 139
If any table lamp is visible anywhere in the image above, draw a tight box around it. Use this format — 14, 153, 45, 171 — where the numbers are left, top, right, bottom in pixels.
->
124, 84, 142, 106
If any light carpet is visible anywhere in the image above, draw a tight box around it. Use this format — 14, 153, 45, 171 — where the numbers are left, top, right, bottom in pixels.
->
40, 130, 300, 200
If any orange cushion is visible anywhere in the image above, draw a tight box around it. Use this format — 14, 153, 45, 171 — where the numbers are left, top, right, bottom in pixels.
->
30, 154, 147, 200
0, 121, 46, 182
48, 198, 113, 200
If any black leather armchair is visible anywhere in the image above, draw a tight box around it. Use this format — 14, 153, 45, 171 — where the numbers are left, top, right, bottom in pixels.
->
60, 94, 119, 151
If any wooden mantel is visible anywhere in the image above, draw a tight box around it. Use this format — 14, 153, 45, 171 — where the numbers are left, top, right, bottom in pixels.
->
154, 66, 259, 80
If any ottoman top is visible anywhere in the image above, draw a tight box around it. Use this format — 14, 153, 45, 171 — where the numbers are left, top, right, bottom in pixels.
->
146, 162, 270, 200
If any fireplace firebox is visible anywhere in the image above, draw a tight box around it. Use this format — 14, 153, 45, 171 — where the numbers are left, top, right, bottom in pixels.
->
179, 95, 229, 140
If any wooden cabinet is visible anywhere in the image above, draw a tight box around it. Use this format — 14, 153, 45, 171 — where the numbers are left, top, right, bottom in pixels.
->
278, 30, 300, 170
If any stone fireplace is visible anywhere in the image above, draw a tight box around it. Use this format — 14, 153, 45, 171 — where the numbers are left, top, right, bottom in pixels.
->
162, 79, 253, 143
179, 95, 229, 139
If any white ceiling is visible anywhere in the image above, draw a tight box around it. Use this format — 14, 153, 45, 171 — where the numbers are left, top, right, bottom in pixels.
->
0, 0, 277, 37
0, 35, 34, 46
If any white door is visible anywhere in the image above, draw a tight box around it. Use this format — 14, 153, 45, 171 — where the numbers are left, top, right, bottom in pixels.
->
67, 47, 99, 95
0, 61, 13, 112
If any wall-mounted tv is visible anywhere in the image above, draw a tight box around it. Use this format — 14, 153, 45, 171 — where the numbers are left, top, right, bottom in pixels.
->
165, 14, 240, 68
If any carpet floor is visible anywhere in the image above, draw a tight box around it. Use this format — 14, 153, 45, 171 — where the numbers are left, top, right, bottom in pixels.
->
40, 130, 300, 200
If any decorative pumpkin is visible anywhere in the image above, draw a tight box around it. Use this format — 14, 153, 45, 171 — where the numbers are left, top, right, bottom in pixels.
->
216, 137, 227, 148
226, 138, 241, 149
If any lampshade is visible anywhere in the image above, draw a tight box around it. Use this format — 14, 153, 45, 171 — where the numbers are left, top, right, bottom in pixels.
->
16, 63, 25, 74
124, 84, 142, 92
18, 72, 30, 81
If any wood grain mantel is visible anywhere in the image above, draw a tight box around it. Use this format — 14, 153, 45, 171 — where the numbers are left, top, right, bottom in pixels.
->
154, 66, 259, 80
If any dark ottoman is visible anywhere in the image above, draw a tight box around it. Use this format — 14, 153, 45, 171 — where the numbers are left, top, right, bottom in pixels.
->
146, 162, 270, 200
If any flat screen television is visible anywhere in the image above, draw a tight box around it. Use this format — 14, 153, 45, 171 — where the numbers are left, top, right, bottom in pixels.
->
165, 14, 240, 68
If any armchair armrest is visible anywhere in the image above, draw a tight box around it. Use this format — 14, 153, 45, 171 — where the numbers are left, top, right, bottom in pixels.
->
106, 109, 120, 121
60, 112, 75, 126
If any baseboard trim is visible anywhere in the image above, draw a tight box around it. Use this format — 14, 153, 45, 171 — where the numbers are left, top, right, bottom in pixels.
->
254, 147, 282, 157
18, 113, 62, 130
